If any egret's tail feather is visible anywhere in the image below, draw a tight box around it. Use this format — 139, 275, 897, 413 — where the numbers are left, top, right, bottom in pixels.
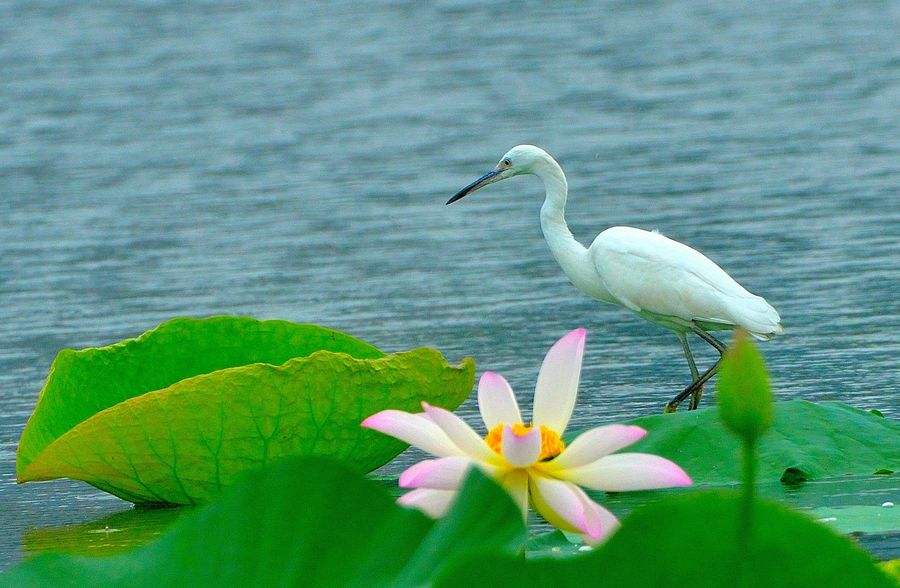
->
750, 322, 784, 341
727, 295, 783, 340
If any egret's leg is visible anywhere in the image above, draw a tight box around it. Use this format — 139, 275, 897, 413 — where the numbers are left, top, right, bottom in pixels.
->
677, 333, 703, 410
691, 325, 727, 354
666, 326, 727, 412
665, 358, 722, 412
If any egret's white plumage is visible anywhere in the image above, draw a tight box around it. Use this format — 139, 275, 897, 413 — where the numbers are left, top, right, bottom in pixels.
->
589, 226, 783, 338
448, 144, 782, 410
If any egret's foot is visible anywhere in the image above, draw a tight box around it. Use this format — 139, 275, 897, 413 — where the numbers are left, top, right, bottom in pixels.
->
688, 386, 704, 410
664, 402, 678, 413
668, 359, 721, 413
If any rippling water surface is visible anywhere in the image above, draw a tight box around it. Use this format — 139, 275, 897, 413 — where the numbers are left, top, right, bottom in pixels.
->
1, 0, 898, 569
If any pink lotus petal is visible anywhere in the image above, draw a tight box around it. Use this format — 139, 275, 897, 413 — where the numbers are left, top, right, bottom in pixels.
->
551, 425, 647, 470
571, 485, 620, 545
397, 488, 456, 518
477, 371, 522, 429
422, 403, 501, 464
559, 453, 693, 492
528, 474, 595, 537
499, 469, 529, 519
500, 425, 542, 467
362, 410, 461, 458
399, 456, 472, 490
532, 328, 586, 434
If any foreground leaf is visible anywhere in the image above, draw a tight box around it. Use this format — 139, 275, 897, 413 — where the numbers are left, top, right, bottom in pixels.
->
16, 317, 475, 504
4, 458, 526, 586
438, 491, 894, 587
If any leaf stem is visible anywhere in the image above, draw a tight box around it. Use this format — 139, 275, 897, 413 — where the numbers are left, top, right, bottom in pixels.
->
739, 438, 756, 566
743, 438, 756, 508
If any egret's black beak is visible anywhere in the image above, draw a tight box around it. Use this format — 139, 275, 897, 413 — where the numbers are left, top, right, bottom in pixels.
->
446, 168, 503, 205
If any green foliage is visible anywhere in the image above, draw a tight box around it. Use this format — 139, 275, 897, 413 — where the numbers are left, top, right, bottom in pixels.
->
880, 560, 900, 583
8, 317, 896, 585
716, 330, 774, 442
622, 401, 898, 485
4, 458, 526, 587
437, 491, 894, 587
16, 317, 475, 504
7, 462, 891, 587
17, 317, 382, 473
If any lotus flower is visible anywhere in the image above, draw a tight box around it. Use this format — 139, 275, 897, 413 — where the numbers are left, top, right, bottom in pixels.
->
362, 328, 691, 544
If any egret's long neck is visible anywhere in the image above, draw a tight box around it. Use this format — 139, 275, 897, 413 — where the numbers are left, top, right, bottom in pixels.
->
535, 158, 589, 279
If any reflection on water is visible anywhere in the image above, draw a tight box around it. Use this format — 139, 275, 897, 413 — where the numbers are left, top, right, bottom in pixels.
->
1, 0, 897, 570
23, 506, 188, 559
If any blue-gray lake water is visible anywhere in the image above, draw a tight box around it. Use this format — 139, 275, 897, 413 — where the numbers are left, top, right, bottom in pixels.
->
1, 0, 898, 570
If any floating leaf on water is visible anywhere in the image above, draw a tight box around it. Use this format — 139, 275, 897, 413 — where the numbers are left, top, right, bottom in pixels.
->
612, 400, 899, 485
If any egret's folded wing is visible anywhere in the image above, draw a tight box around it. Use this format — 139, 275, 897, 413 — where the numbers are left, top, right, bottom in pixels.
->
590, 227, 781, 336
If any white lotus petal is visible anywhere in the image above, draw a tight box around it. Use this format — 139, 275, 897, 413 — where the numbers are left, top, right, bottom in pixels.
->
499, 469, 529, 519
500, 425, 541, 467
362, 410, 462, 457
528, 474, 596, 537
571, 485, 620, 544
397, 488, 456, 518
422, 403, 501, 464
558, 453, 693, 492
532, 328, 586, 434
551, 425, 647, 470
477, 371, 522, 429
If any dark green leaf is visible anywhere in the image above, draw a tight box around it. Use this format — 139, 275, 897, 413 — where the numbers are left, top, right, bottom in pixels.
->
437, 491, 894, 587
5, 458, 526, 586
623, 401, 899, 485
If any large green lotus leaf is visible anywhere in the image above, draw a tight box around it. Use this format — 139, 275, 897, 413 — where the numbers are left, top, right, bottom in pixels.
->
16, 316, 475, 504
621, 400, 898, 484
17, 317, 384, 474
438, 490, 894, 587
3, 458, 526, 586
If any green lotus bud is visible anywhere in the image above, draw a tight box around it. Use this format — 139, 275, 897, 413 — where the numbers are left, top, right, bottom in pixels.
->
716, 330, 774, 442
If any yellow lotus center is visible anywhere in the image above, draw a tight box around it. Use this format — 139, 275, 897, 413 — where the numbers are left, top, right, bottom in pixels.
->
485, 423, 565, 461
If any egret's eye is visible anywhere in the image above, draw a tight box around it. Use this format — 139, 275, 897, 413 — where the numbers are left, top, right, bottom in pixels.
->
502, 158, 512, 167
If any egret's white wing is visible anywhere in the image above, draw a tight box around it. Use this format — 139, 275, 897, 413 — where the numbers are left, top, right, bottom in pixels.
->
590, 226, 782, 337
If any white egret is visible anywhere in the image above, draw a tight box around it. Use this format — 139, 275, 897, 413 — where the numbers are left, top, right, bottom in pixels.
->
448, 145, 782, 411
